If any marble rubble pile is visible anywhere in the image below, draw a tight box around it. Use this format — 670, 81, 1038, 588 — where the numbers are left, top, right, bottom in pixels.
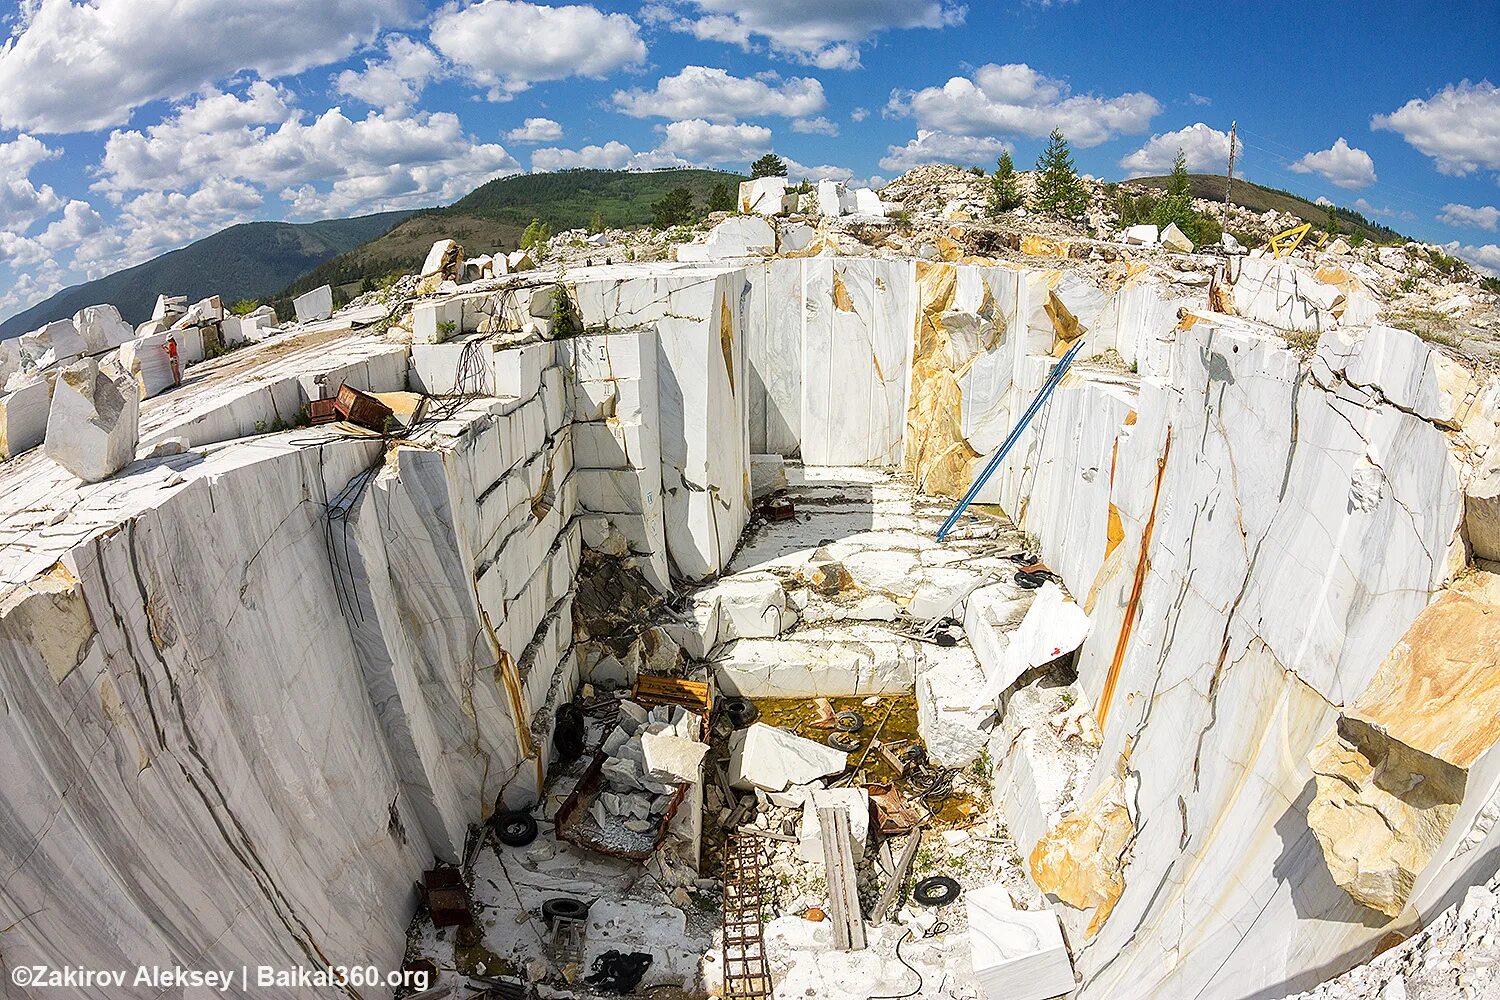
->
591, 701, 707, 834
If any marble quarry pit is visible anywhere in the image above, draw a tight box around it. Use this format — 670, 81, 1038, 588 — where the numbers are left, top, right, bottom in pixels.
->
1, 236, 1498, 1000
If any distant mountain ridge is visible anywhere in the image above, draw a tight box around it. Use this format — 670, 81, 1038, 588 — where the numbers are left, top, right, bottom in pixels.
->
0, 212, 414, 340
274, 168, 745, 307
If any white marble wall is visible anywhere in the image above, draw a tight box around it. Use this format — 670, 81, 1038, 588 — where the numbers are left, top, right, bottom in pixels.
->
570, 265, 750, 582
0, 439, 431, 996
800, 258, 916, 467
986, 312, 1479, 1000
565, 329, 672, 592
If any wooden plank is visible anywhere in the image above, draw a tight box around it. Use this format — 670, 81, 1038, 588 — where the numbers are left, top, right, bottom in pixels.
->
818, 806, 867, 951
870, 828, 922, 925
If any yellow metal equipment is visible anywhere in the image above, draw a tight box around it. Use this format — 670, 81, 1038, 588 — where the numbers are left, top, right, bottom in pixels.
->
1269, 222, 1329, 258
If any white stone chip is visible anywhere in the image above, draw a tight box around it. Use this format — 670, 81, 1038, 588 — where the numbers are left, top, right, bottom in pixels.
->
641, 733, 709, 783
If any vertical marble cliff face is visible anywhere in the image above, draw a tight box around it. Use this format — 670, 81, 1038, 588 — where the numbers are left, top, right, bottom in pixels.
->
0, 333, 583, 995
571, 266, 750, 582
0, 440, 436, 989
981, 310, 1494, 1000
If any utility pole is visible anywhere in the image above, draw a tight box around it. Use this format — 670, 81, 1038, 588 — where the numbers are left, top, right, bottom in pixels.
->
1223, 120, 1238, 226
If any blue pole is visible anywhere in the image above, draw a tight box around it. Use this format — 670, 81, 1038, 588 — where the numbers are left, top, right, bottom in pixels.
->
936, 339, 1086, 541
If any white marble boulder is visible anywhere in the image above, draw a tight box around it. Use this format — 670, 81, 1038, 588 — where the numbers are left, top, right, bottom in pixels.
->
727, 723, 849, 792
816, 179, 847, 218
44, 357, 140, 482
739, 177, 789, 216
293, 285, 334, 323
676, 216, 776, 261
19, 318, 86, 370
966, 883, 1075, 1000
0, 374, 52, 460
72, 304, 135, 355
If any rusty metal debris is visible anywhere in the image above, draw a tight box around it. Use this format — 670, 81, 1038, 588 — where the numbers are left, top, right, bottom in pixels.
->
333, 382, 394, 432
722, 834, 773, 999
424, 867, 474, 928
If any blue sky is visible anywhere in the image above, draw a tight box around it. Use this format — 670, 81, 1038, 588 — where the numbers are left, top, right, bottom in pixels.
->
2, 0, 1499, 323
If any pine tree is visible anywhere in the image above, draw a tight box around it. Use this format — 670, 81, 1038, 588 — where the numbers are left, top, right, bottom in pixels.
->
749, 153, 788, 179
987, 150, 1024, 216
1151, 148, 1200, 242
520, 218, 550, 256
1032, 129, 1089, 219
1165, 149, 1192, 198
1325, 204, 1340, 236
707, 181, 736, 213
651, 187, 697, 228
588, 209, 605, 234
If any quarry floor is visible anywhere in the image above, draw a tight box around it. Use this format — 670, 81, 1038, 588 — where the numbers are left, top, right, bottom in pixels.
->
404, 466, 1094, 999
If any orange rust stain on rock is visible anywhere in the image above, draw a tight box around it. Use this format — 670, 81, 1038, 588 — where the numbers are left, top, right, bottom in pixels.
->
904, 262, 981, 499
831, 269, 856, 312
1097, 428, 1172, 731
1030, 748, 1134, 936
720, 294, 736, 393
1345, 580, 1500, 770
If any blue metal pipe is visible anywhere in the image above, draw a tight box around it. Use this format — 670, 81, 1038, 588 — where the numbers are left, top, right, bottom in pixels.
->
936, 339, 1087, 541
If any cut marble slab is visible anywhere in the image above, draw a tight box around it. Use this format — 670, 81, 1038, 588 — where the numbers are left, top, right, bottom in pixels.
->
727, 723, 849, 792
966, 883, 1075, 1000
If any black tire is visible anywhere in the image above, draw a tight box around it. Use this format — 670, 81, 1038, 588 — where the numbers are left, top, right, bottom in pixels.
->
723, 697, 758, 729
913, 876, 961, 907
828, 731, 862, 751
1014, 570, 1045, 590
934, 630, 959, 647
492, 810, 538, 847
542, 897, 590, 925
834, 710, 865, 733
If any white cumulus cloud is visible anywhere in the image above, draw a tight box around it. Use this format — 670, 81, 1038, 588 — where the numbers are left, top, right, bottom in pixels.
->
1445, 241, 1500, 276
0, 0, 413, 133
648, 0, 964, 69
430, 0, 645, 100
506, 118, 565, 143
879, 130, 1010, 172
1119, 123, 1235, 176
792, 116, 839, 136
612, 66, 825, 121
888, 63, 1159, 147
529, 142, 688, 172
1289, 137, 1377, 190
335, 35, 443, 112
93, 85, 521, 222
655, 119, 771, 165
0, 133, 65, 233
1439, 203, 1500, 231
1373, 80, 1500, 176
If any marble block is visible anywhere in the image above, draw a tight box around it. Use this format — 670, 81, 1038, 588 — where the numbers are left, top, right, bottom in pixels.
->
727, 723, 849, 792
966, 883, 1075, 1000
293, 284, 334, 323
0, 375, 51, 459
44, 357, 139, 482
